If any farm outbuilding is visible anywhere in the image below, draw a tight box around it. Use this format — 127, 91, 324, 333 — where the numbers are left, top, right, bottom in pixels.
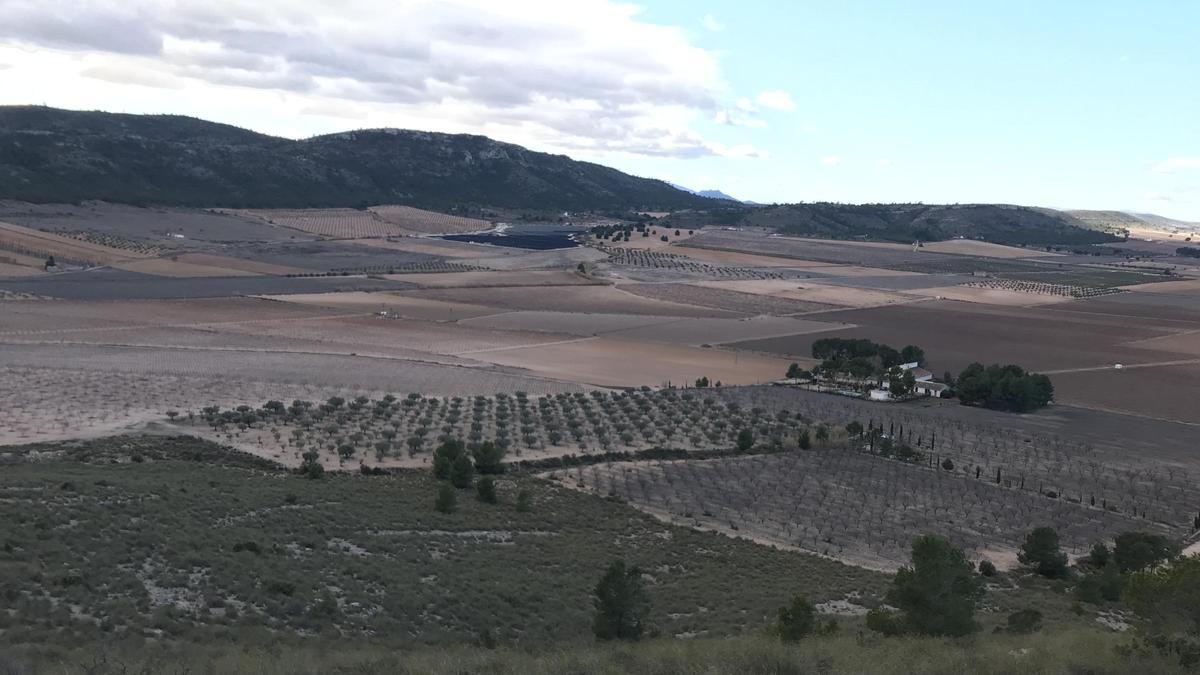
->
914, 381, 950, 398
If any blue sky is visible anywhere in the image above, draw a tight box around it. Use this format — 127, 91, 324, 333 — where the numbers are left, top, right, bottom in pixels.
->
624, 1, 1200, 217
0, 0, 1196, 218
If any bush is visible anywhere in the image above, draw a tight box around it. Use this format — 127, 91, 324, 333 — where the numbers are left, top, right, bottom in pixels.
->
1005, 609, 1043, 634
476, 476, 497, 504
433, 439, 466, 480
472, 441, 506, 475
978, 560, 997, 577
592, 560, 649, 641
435, 483, 456, 513
1088, 542, 1111, 568
776, 595, 816, 642
1076, 561, 1124, 603
865, 607, 907, 636
450, 453, 475, 489
736, 429, 754, 452
1018, 527, 1069, 578
516, 489, 532, 513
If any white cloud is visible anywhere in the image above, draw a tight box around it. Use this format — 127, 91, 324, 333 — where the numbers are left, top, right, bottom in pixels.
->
820, 155, 841, 166
701, 14, 724, 32
714, 109, 766, 128
756, 89, 795, 111
735, 97, 756, 112
0, 0, 775, 160
1153, 157, 1200, 174
875, 158, 892, 168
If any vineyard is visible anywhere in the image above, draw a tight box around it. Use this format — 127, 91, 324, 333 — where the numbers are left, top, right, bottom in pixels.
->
369, 205, 491, 234
962, 278, 1127, 298
185, 389, 815, 468
45, 229, 164, 256
173, 380, 1200, 571
328, 261, 483, 275
603, 246, 787, 280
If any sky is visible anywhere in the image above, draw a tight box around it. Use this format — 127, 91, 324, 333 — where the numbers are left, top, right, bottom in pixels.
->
0, 0, 1197, 219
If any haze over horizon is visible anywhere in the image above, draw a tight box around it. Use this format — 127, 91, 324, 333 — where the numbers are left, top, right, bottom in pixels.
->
1, 0, 1196, 220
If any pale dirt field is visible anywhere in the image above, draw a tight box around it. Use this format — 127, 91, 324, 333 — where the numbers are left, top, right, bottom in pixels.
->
176, 253, 312, 276
690, 279, 919, 309
906, 284, 1076, 307
0, 220, 147, 266
0, 261, 45, 277
1119, 278, 1200, 293
230, 208, 409, 238
111, 258, 261, 278
0, 250, 48, 269
404, 284, 742, 317
468, 337, 794, 387
259, 291, 501, 320
607, 228, 698, 250
380, 269, 594, 288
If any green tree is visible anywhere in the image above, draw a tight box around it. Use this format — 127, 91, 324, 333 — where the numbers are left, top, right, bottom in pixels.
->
694, 376, 709, 388
435, 483, 456, 513
1076, 561, 1124, 603
298, 451, 324, 479
786, 363, 803, 379
1114, 532, 1179, 573
1088, 542, 1112, 568
1125, 555, 1200, 667
433, 439, 466, 480
450, 453, 475, 489
476, 476, 498, 503
736, 428, 755, 452
471, 440, 506, 475
845, 421, 863, 437
592, 560, 649, 641
1018, 527, 1069, 578
900, 345, 925, 365
886, 535, 983, 636
776, 595, 816, 642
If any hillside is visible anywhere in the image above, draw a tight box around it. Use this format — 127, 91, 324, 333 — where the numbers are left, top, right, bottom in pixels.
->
0, 106, 713, 211
668, 202, 1117, 246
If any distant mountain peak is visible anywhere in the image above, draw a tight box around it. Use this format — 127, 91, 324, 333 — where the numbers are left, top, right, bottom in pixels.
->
668, 183, 742, 202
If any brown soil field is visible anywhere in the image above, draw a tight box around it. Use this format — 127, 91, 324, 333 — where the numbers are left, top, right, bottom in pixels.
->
460, 311, 683, 336
368, 205, 492, 234
261, 291, 501, 320
175, 253, 312, 275
0, 220, 146, 265
382, 270, 595, 288
402, 285, 742, 317
730, 300, 1181, 373
919, 240, 1060, 258
350, 236, 493, 259
1049, 364, 1200, 424
111, 258, 261, 278
619, 283, 839, 315
605, 316, 848, 346
469, 337, 793, 387
690, 280, 919, 309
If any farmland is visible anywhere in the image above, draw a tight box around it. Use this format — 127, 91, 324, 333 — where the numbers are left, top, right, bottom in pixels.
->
2, 200, 1200, 670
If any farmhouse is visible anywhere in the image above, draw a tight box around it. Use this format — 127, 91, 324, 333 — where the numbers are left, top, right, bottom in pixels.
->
914, 381, 950, 398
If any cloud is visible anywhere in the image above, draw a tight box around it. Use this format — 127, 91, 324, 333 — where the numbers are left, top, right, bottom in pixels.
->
714, 109, 766, 128
81, 64, 184, 89
1153, 158, 1200, 174
875, 158, 892, 168
735, 97, 757, 112
820, 155, 841, 166
701, 14, 724, 32
756, 89, 795, 111
0, 0, 774, 160
0, 62, 9, 70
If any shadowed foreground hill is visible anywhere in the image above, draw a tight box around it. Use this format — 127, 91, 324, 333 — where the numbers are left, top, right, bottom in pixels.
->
0, 106, 711, 211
